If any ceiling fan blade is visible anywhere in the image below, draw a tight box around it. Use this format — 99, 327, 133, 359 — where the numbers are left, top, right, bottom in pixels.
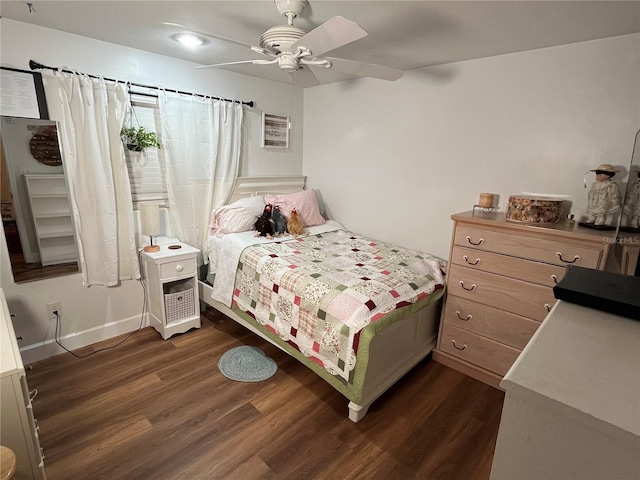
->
194, 59, 278, 69
163, 22, 271, 56
292, 16, 367, 57
324, 57, 404, 81
289, 66, 320, 88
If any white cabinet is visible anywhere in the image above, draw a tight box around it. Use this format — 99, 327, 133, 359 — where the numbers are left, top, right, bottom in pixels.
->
490, 301, 640, 480
24, 174, 77, 266
141, 243, 201, 339
0, 289, 46, 479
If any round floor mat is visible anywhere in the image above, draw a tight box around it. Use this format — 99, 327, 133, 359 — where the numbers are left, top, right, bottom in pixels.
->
217, 345, 278, 382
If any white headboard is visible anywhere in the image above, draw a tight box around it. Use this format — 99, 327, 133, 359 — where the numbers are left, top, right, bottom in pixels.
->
226, 176, 306, 204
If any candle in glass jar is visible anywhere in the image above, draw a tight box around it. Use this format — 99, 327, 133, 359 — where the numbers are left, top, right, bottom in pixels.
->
478, 193, 494, 207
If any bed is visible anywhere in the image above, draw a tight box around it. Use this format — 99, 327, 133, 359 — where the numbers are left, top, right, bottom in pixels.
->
198, 176, 446, 422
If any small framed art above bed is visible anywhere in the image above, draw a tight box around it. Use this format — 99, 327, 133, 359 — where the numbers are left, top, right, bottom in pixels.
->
199, 176, 446, 422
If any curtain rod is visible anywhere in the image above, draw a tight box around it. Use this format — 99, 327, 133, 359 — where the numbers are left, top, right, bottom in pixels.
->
28, 60, 255, 108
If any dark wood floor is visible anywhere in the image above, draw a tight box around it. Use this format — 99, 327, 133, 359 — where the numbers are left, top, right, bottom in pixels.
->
27, 307, 505, 480
8, 252, 78, 283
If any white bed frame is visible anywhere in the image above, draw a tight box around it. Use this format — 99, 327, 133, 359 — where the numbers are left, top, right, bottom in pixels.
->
198, 176, 442, 422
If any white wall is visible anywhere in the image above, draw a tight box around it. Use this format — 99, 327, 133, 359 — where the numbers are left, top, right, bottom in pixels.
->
0, 19, 305, 362
303, 34, 640, 260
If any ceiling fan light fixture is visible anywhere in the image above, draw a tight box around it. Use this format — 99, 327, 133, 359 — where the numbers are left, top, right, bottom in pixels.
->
278, 53, 300, 72
172, 33, 207, 47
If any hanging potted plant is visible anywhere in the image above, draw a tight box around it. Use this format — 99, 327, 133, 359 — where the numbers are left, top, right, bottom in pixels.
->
121, 126, 161, 152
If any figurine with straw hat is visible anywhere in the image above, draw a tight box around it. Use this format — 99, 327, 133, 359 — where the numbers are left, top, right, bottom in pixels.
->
579, 163, 621, 230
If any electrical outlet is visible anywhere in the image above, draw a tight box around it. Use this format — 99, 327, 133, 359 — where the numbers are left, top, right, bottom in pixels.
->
47, 302, 62, 320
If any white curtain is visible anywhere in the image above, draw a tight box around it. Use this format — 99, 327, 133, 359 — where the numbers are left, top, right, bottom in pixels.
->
159, 93, 243, 260
43, 73, 140, 286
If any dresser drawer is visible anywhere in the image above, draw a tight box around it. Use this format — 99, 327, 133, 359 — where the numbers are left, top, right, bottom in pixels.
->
454, 225, 604, 268
451, 245, 567, 287
440, 323, 521, 376
159, 258, 196, 280
442, 295, 540, 350
448, 264, 557, 321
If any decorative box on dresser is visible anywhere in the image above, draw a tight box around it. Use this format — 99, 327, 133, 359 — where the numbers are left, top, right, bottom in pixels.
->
433, 211, 613, 388
0, 289, 46, 479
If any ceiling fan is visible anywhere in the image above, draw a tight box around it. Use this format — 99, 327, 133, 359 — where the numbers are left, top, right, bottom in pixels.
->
164, 0, 404, 87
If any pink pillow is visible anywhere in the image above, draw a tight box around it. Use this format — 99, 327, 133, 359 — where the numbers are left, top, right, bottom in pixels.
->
264, 189, 325, 227
209, 196, 265, 236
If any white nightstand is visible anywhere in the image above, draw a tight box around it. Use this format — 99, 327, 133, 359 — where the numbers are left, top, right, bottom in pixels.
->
140, 242, 201, 339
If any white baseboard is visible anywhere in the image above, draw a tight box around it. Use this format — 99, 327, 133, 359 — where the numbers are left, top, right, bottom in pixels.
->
19, 314, 149, 365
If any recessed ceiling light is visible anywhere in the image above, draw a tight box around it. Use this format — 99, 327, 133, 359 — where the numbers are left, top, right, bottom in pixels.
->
172, 33, 207, 47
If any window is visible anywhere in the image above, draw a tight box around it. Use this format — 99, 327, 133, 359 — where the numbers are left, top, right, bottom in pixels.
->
124, 95, 168, 205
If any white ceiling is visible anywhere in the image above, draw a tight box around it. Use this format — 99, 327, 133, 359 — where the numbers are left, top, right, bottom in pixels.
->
2, 0, 639, 86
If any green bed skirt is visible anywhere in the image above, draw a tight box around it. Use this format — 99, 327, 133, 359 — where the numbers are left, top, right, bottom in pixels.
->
230, 286, 445, 405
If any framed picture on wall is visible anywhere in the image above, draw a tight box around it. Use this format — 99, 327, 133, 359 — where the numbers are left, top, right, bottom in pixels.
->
0, 67, 49, 120
262, 112, 289, 149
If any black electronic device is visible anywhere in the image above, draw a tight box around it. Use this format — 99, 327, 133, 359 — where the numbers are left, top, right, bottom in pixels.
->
553, 266, 640, 321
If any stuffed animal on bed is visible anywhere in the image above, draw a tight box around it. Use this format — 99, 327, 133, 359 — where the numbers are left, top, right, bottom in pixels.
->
254, 204, 275, 238
286, 208, 306, 236
271, 205, 288, 236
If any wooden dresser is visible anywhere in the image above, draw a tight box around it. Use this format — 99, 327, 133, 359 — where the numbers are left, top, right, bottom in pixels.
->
615, 232, 639, 275
433, 211, 613, 388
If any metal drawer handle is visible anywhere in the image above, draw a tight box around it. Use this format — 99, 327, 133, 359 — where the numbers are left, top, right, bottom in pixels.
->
451, 340, 467, 351
545, 303, 551, 312
459, 281, 476, 291
30, 389, 38, 401
556, 252, 580, 264
463, 255, 481, 266
466, 235, 484, 246
455, 311, 472, 321
551, 274, 559, 284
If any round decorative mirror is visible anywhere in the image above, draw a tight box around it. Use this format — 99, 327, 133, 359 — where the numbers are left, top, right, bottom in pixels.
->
29, 126, 62, 166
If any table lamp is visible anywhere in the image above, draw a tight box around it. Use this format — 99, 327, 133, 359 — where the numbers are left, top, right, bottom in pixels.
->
140, 203, 161, 252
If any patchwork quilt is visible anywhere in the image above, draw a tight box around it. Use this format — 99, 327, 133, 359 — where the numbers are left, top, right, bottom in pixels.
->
232, 229, 446, 381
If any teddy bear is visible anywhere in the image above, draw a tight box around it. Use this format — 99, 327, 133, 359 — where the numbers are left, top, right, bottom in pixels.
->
286, 208, 306, 236
254, 204, 274, 238
271, 204, 288, 236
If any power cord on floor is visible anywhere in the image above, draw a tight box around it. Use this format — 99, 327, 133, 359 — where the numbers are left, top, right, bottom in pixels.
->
54, 276, 148, 358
